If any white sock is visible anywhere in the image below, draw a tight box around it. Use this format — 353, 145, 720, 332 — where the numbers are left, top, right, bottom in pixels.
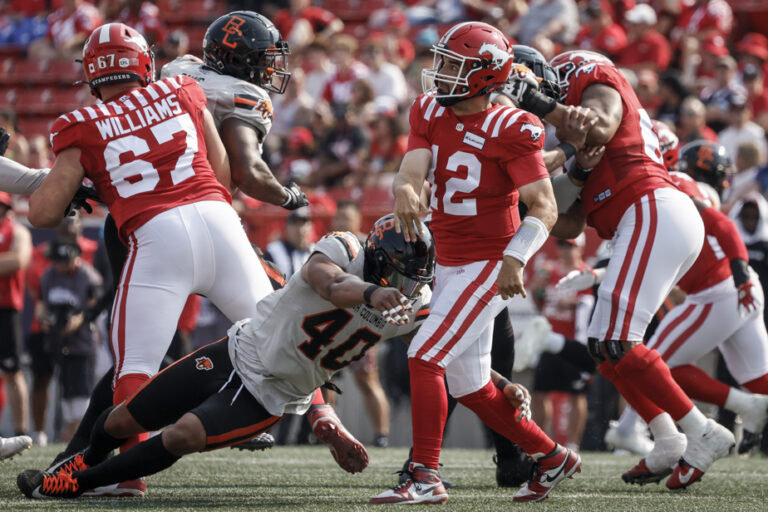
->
724, 387, 753, 415
546, 332, 566, 353
648, 412, 678, 438
677, 407, 708, 437
616, 406, 641, 437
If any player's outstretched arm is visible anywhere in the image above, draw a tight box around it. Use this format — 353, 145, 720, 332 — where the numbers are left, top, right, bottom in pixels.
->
29, 148, 85, 228
0, 157, 50, 195
392, 148, 431, 243
302, 252, 411, 324
220, 117, 307, 209
551, 199, 586, 239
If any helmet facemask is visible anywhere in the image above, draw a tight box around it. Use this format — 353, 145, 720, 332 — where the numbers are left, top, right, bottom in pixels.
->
422, 48, 480, 106
259, 43, 291, 94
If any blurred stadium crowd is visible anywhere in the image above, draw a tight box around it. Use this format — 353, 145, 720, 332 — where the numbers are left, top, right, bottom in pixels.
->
0, 0, 767, 452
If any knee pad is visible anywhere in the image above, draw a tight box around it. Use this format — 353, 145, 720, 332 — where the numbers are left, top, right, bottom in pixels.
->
587, 338, 605, 363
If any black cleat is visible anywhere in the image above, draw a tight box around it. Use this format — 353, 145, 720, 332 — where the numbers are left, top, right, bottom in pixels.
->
493, 451, 535, 487
231, 432, 276, 451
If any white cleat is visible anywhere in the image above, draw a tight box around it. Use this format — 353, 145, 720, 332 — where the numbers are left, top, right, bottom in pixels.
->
667, 419, 734, 489
513, 316, 551, 372
645, 431, 687, 473
740, 394, 768, 434
0, 435, 32, 460
605, 420, 654, 456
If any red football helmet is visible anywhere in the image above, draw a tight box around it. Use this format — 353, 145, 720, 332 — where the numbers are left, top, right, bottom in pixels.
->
422, 22, 513, 106
549, 50, 613, 101
651, 120, 680, 171
82, 23, 154, 98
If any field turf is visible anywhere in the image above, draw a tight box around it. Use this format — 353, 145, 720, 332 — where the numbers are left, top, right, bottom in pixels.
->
0, 444, 765, 511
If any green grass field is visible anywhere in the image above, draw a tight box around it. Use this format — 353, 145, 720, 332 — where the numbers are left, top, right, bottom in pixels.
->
0, 445, 766, 511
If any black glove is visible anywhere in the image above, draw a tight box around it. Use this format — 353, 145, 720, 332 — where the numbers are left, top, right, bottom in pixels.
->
503, 75, 557, 119
0, 127, 9, 157
64, 185, 102, 217
280, 181, 309, 210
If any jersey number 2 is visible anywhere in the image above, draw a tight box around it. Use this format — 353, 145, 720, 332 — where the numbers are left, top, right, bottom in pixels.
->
103, 113, 198, 198
429, 146, 481, 216
298, 309, 381, 371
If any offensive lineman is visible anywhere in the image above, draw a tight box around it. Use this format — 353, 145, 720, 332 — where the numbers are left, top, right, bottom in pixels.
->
506, 49, 735, 489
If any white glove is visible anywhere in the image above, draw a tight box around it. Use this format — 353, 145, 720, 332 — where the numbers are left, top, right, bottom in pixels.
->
497, 64, 540, 106
556, 268, 603, 292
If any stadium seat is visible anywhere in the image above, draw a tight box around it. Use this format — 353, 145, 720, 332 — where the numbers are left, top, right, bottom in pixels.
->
162, 0, 226, 24
321, 0, 388, 22
48, 60, 83, 86
17, 116, 56, 138
0, 87, 18, 109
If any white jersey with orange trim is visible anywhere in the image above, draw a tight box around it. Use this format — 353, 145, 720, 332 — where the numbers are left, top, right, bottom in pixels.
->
228, 231, 431, 416
161, 55, 273, 152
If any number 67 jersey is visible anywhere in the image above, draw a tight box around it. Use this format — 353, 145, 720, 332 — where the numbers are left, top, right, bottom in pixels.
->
228, 232, 431, 417
408, 94, 549, 266
49, 75, 230, 243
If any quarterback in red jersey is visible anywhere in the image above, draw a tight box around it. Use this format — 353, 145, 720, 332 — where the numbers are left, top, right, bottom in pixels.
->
506, 49, 735, 489
371, 22, 578, 505
27, 23, 276, 497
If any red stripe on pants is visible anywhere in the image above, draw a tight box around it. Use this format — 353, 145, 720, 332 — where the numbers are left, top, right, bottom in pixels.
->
647, 304, 696, 352
114, 233, 139, 380
660, 304, 712, 361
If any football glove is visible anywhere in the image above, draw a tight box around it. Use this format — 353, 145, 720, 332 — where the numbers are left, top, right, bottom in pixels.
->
556, 267, 603, 292
737, 280, 757, 317
64, 185, 102, 217
501, 65, 557, 119
280, 181, 309, 210
0, 127, 9, 157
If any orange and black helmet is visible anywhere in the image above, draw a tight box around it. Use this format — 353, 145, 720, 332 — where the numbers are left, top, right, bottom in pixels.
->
363, 214, 435, 298
678, 140, 733, 196
203, 11, 291, 94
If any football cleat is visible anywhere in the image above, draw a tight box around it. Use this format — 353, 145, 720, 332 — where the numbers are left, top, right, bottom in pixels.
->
513, 445, 581, 502
306, 404, 369, 474
493, 451, 534, 488
0, 435, 32, 460
398, 447, 455, 488
667, 419, 734, 490
17, 469, 82, 499
81, 478, 147, 497
621, 458, 672, 485
622, 431, 686, 485
512, 316, 551, 372
605, 420, 653, 456
47, 453, 89, 476
370, 463, 448, 505
231, 432, 276, 451
737, 394, 768, 454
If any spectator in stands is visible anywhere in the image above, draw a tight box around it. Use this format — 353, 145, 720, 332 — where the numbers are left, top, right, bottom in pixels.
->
742, 64, 768, 132
28, 0, 102, 60
322, 34, 368, 107
678, 96, 718, 144
313, 103, 369, 188
363, 114, 407, 189
701, 55, 745, 132
158, 29, 189, 61
273, 0, 343, 50
718, 93, 768, 164
675, 0, 734, 41
26, 135, 52, 170
736, 32, 768, 74
619, 3, 671, 73
270, 67, 314, 140
635, 70, 661, 115
368, 7, 414, 71
349, 79, 377, 126
655, 73, 689, 126
575, 1, 626, 60
362, 38, 408, 105
0, 192, 30, 438
0, 110, 28, 165
515, 0, 579, 58
38, 240, 102, 441
723, 142, 763, 212
265, 207, 315, 278
278, 126, 316, 185
302, 40, 334, 103
115, 0, 167, 47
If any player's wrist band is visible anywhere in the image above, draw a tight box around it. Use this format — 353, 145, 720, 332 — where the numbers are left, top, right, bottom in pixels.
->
496, 378, 512, 392
363, 285, 380, 305
569, 164, 593, 182
556, 142, 576, 161
503, 216, 549, 266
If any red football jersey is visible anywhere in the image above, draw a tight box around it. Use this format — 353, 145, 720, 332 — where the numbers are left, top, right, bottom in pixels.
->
676, 207, 748, 295
50, 75, 230, 244
563, 57, 674, 239
408, 95, 549, 265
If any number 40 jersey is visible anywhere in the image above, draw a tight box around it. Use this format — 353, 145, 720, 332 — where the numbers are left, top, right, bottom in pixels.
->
408, 94, 549, 267
228, 231, 431, 417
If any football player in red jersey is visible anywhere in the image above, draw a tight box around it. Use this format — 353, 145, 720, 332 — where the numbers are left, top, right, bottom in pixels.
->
371, 23, 579, 505
26, 23, 283, 497
506, 50, 735, 489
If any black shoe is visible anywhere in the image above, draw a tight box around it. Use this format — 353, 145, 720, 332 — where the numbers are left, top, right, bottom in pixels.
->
231, 432, 276, 451
17, 469, 82, 499
493, 451, 534, 488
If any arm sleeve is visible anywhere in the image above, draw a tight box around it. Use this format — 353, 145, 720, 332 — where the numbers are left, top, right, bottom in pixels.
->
406, 97, 431, 152
0, 157, 49, 195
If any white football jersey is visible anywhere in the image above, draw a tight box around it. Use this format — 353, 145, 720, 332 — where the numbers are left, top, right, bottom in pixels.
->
228, 231, 431, 416
161, 55, 273, 152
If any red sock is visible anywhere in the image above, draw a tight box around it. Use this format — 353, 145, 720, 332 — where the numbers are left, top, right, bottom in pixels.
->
671, 365, 730, 406
598, 361, 664, 423
743, 374, 768, 395
113, 373, 150, 452
311, 388, 325, 406
457, 380, 556, 457
614, 345, 694, 421
409, 358, 447, 470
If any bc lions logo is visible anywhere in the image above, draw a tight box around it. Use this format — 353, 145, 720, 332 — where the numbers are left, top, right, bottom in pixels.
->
478, 42, 511, 71
195, 356, 214, 371
520, 123, 543, 142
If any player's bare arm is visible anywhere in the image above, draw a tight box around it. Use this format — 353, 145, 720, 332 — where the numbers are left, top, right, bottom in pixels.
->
28, 148, 85, 228
498, 177, 557, 300
543, 106, 598, 172
578, 84, 623, 146
392, 148, 431, 242
551, 200, 586, 239
302, 252, 412, 323
220, 117, 291, 205
202, 109, 232, 192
